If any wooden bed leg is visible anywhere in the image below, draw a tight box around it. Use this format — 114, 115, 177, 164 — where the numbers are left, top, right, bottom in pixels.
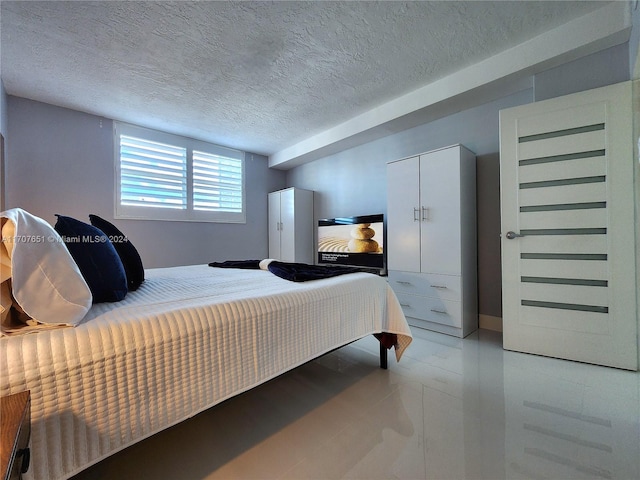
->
380, 342, 388, 369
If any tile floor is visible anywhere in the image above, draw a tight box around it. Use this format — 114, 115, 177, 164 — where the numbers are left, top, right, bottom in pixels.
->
71, 327, 639, 480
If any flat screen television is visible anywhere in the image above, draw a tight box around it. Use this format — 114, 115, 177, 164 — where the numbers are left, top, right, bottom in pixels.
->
317, 214, 385, 273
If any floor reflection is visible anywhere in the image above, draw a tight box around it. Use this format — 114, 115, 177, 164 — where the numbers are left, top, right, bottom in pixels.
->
502, 339, 638, 480
71, 327, 639, 480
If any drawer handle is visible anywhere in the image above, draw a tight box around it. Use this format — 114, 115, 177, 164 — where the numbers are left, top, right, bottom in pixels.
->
397, 281, 412, 285
430, 308, 447, 314
431, 285, 447, 289
400, 303, 412, 308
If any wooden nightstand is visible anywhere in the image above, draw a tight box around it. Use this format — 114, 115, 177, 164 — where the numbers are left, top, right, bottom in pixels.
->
1, 391, 31, 480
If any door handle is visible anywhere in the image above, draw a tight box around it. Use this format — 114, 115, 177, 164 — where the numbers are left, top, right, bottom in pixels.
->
505, 231, 525, 240
413, 207, 420, 221
422, 206, 429, 221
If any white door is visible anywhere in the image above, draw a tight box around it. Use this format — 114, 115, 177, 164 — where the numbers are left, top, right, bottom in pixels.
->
420, 148, 462, 275
500, 81, 637, 370
387, 156, 421, 272
279, 188, 296, 262
268, 191, 281, 259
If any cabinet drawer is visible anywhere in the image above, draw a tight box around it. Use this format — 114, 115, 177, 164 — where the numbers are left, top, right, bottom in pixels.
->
396, 293, 462, 328
389, 271, 461, 301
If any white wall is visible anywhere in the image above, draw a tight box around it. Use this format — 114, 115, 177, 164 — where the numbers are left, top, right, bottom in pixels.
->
5, 96, 287, 268
534, 44, 629, 101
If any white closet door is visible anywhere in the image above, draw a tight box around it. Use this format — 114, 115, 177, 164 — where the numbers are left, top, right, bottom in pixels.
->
268, 192, 281, 260
500, 81, 637, 370
387, 156, 421, 272
279, 188, 296, 262
420, 148, 462, 275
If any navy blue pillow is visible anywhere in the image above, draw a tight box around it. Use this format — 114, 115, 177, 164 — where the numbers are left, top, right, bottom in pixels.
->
54, 215, 127, 303
89, 215, 144, 291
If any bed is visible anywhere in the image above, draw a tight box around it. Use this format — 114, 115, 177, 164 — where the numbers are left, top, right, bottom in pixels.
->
0, 261, 412, 480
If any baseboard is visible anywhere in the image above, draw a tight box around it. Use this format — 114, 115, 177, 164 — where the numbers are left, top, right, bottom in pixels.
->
479, 314, 503, 332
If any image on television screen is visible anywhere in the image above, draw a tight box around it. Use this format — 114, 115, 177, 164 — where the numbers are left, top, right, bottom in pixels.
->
317, 214, 384, 269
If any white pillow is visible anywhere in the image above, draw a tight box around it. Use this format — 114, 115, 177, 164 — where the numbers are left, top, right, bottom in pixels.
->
1, 208, 92, 334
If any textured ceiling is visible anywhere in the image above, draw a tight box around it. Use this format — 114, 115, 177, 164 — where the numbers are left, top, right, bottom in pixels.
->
1, 1, 613, 158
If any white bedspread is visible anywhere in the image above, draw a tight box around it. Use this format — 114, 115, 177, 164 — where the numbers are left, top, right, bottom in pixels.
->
0, 264, 411, 480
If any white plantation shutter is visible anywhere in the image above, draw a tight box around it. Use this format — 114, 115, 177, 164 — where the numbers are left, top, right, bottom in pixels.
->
115, 123, 245, 223
193, 151, 243, 213
120, 135, 187, 209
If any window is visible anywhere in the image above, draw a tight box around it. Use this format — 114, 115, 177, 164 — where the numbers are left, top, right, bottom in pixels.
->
115, 123, 245, 223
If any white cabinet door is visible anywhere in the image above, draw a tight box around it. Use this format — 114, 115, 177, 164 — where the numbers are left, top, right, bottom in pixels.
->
279, 188, 296, 263
500, 81, 637, 370
268, 191, 281, 259
420, 148, 462, 275
387, 156, 421, 272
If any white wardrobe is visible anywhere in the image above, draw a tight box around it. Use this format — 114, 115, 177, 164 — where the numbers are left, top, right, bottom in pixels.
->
387, 144, 477, 337
268, 187, 314, 263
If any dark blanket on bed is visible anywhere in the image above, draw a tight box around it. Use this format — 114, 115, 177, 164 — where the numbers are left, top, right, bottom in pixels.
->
208, 259, 261, 269
267, 261, 363, 282
208, 259, 364, 282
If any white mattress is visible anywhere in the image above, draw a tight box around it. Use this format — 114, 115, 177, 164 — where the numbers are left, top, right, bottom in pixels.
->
0, 264, 412, 480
